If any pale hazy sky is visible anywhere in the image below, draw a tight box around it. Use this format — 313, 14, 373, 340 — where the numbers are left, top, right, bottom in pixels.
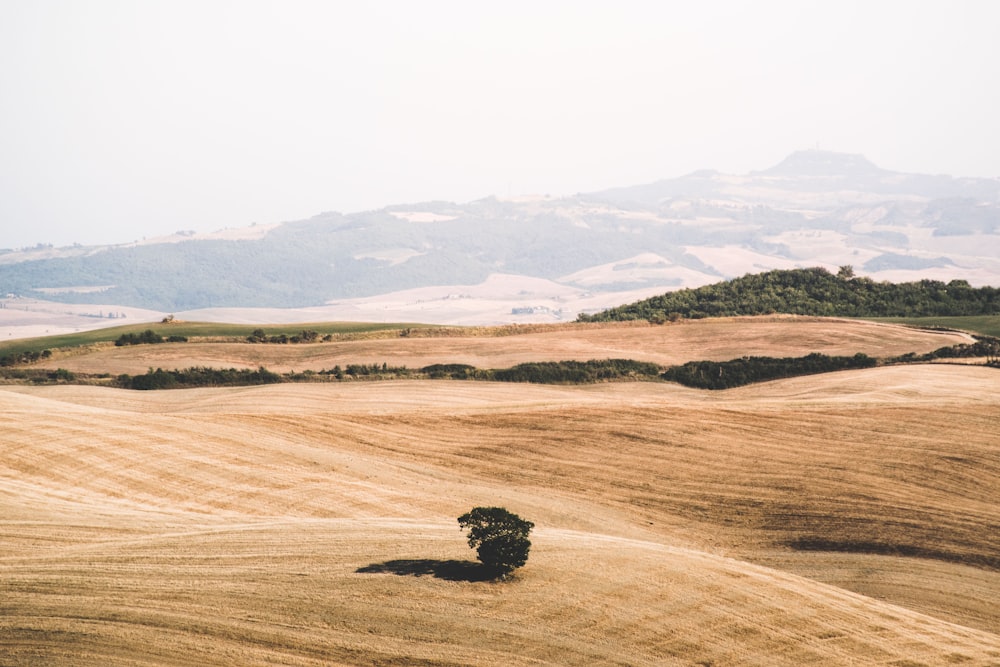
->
1, 0, 998, 248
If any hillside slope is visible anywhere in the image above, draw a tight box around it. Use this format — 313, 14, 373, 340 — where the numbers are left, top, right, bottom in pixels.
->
2, 359, 998, 664
31, 316, 974, 376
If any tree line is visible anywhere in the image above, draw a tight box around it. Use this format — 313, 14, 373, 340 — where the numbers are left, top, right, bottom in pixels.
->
114, 359, 664, 389
491, 359, 662, 383
113, 337, 997, 390
1, 348, 52, 367
661, 353, 878, 390
578, 267, 1000, 322
12, 332, 997, 390
117, 366, 282, 390
246, 329, 333, 344
890, 335, 1000, 366
115, 329, 187, 346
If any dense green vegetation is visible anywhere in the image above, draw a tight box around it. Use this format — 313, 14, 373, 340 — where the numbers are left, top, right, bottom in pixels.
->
421, 364, 477, 379
661, 353, 878, 390
112, 358, 665, 390
0, 366, 79, 383
319, 363, 413, 379
1, 348, 52, 367
579, 268, 1000, 322
247, 328, 331, 344
117, 366, 283, 390
115, 329, 164, 346
115, 329, 188, 346
491, 359, 662, 383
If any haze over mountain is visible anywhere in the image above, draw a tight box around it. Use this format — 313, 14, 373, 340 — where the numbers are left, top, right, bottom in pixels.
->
1, 150, 998, 329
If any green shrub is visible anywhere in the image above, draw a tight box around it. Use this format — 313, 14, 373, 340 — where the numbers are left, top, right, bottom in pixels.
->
119, 366, 282, 390
50, 368, 76, 381
422, 364, 477, 379
115, 329, 164, 346
662, 352, 877, 390
491, 359, 662, 384
0, 349, 52, 366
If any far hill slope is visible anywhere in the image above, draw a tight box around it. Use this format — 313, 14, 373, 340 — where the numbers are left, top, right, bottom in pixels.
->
2, 363, 998, 664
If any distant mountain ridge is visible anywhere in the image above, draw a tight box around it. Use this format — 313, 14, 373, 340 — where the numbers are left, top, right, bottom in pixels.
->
1, 150, 998, 318
760, 149, 886, 176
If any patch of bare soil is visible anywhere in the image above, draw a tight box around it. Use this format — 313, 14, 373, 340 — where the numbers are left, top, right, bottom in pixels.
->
2, 322, 998, 665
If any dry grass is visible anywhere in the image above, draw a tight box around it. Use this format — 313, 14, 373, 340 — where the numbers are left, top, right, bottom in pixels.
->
2, 317, 998, 665
44, 316, 971, 375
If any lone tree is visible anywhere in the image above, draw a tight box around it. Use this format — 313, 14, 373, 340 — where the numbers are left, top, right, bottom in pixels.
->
458, 507, 534, 578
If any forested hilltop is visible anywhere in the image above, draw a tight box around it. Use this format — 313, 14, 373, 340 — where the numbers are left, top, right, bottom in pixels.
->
578, 268, 1000, 322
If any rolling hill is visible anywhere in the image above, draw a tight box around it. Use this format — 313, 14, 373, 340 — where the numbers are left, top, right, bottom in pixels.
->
25, 316, 973, 376
2, 317, 998, 665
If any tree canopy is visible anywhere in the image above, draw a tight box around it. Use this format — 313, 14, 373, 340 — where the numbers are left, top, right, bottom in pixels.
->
578, 268, 1000, 322
458, 507, 534, 578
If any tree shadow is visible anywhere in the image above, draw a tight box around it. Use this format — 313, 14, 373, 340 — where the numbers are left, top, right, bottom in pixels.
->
356, 558, 496, 582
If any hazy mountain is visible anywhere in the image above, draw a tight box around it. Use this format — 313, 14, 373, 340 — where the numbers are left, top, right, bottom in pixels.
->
1, 150, 998, 317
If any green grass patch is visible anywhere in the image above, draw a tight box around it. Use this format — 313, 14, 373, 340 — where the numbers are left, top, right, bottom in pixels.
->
0, 321, 438, 357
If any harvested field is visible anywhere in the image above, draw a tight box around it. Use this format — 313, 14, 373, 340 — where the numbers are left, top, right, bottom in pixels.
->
1, 318, 998, 665
42, 316, 972, 375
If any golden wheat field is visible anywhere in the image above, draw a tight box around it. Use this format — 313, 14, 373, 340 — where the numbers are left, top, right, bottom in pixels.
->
2, 317, 998, 665
44, 317, 972, 375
